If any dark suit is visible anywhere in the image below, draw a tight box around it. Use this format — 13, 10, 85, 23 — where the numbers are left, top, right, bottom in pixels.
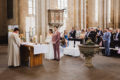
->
96, 30, 103, 44
113, 33, 120, 47
85, 31, 97, 43
69, 30, 76, 38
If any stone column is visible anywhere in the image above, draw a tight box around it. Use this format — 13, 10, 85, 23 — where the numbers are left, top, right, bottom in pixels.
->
36, 0, 40, 42
37, 0, 51, 43
80, 0, 84, 29
75, 0, 80, 28
40, 0, 46, 42
98, 0, 104, 28
46, 0, 50, 34
119, 0, 120, 28
74, 0, 76, 27
106, 0, 112, 28
113, 0, 120, 29
104, 0, 107, 28
0, 0, 7, 37
83, 0, 87, 29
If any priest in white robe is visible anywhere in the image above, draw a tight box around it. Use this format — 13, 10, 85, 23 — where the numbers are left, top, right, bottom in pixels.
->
8, 28, 21, 67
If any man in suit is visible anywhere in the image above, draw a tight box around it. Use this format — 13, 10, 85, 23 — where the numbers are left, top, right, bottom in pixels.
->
85, 28, 91, 42
113, 29, 120, 47
96, 27, 103, 44
103, 28, 111, 56
69, 27, 76, 39
52, 26, 60, 61
85, 28, 96, 43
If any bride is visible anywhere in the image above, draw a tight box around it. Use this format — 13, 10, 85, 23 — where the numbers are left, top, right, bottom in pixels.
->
45, 29, 54, 59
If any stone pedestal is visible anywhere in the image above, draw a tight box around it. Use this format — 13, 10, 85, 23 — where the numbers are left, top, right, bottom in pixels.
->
79, 44, 99, 68
85, 56, 93, 67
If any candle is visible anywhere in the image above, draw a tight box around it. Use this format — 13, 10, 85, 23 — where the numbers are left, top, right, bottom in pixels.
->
40, 35, 42, 43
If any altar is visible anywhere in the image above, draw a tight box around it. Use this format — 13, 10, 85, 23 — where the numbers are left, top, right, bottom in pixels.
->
20, 43, 48, 67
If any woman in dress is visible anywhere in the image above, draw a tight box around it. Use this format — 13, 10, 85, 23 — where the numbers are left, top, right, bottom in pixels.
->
45, 29, 54, 59
61, 30, 69, 47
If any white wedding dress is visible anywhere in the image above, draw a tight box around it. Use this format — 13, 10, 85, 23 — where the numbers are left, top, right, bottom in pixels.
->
45, 35, 54, 59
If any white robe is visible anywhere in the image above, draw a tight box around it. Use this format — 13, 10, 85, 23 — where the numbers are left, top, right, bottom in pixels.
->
8, 33, 21, 67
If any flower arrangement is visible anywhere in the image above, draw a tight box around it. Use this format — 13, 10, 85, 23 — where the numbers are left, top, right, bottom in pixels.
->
19, 34, 26, 42
85, 38, 95, 45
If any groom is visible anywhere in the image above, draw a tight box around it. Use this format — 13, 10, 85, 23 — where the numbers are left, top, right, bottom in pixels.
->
52, 26, 60, 61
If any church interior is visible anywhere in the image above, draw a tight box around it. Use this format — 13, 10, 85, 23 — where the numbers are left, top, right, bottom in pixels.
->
0, 0, 120, 80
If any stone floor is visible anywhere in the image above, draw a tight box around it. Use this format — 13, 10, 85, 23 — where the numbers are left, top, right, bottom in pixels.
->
0, 45, 120, 80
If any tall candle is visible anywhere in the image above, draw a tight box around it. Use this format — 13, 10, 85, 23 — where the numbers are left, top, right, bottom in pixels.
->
40, 35, 42, 43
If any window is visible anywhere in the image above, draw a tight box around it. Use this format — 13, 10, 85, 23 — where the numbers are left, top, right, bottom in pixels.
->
28, 0, 35, 15
26, 0, 36, 42
58, 0, 68, 34
95, 0, 98, 22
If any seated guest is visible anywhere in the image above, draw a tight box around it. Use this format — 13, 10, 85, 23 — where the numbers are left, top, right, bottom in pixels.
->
103, 28, 111, 56
76, 27, 81, 39
8, 28, 21, 67
61, 30, 69, 47
80, 29, 86, 44
69, 27, 76, 38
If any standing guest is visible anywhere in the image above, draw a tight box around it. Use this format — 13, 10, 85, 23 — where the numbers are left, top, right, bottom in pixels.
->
96, 27, 103, 44
69, 27, 76, 38
76, 27, 81, 39
103, 28, 111, 56
109, 28, 115, 48
80, 29, 86, 44
8, 28, 21, 67
113, 29, 120, 47
85, 28, 96, 43
91, 28, 97, 43
52, 26, 61, 61
85, 28, 91, 42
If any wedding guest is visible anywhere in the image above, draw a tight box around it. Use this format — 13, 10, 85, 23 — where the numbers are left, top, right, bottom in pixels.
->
96, 27, 103, 44
64, 30, 69, 47
113, 29, 120, 47
61, 30, 69, 47
76, 27, 81, 39
69, 27, 76, 38
85, 28, 96, 43
109, 28, 115, 48
103, 28, 111, 56
85, 28, 91, 42
80, 29, 86, 44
